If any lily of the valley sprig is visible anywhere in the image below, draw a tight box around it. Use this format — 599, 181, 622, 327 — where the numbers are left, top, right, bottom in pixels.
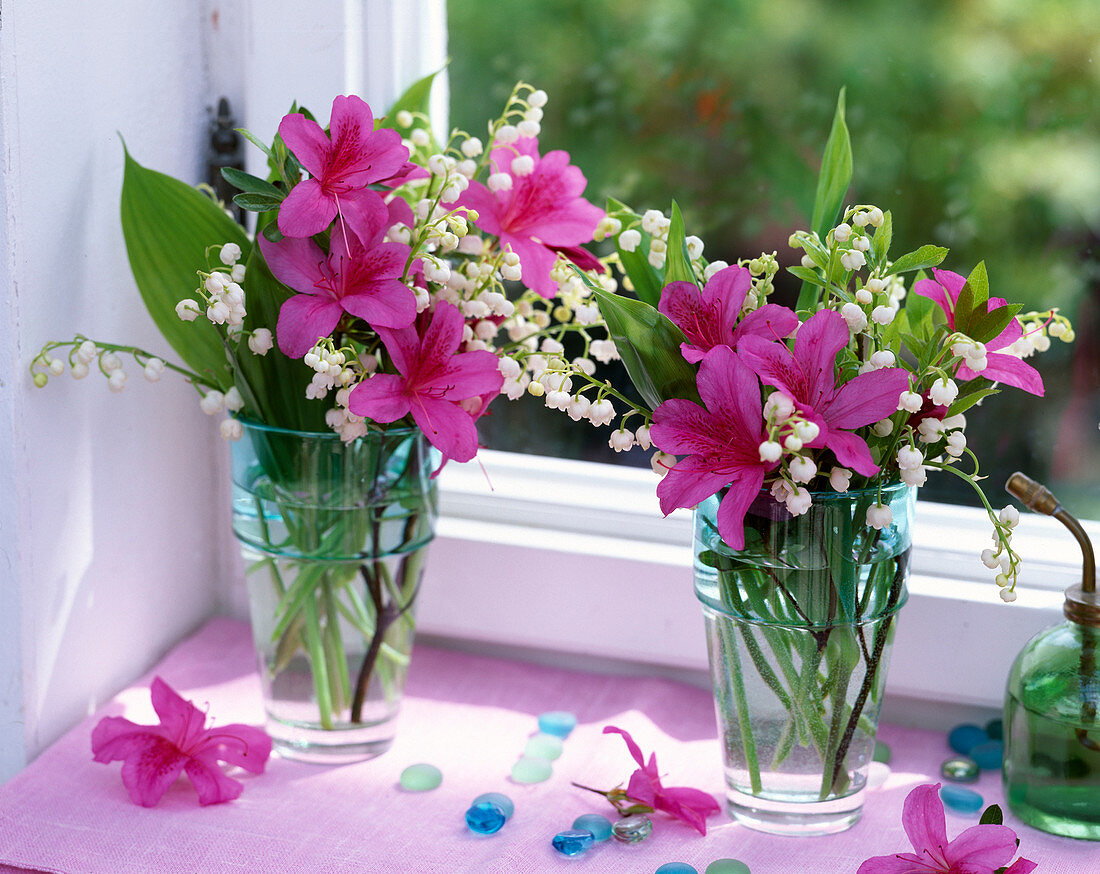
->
538, 94, 1072, 600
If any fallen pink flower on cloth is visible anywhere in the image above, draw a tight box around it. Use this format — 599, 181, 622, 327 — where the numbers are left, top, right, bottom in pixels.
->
857, 783, 1036, 874
91, 676, 272, 807
602, 725, 720, 835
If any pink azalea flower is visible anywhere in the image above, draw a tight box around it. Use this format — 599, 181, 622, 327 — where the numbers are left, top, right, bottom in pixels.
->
260, 204, 415, 359
914, 268, 1044, 396
857, 784, 1036, 874
738, 309, 910, 476
347, 301, 503, 462
649, 345, 773, 550
603, 726, 720, 835
457, 136, 604, 296
658, 265, 799, 362
277, 95, 410, 238
91, 676, 271, 808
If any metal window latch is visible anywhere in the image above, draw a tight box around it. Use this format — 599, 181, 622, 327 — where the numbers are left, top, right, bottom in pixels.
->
207, 96, 244, 223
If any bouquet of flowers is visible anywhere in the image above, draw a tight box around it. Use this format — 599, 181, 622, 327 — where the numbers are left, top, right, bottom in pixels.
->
517, 93, 1073, 807
30, 75, 609, 740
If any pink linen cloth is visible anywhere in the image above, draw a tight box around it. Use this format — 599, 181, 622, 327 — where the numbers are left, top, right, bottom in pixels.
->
0, 618, 1094, 873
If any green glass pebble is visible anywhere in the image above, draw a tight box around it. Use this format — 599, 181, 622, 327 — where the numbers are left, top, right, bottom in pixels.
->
524, 733, 564, 761
612, 814, 653, 844
399, 763, 442, 791
538, 710, 578, 738
705, 861, 751, 874
941, 755, 980, 783
971, 740, 1004, 770
572, 813, 613, 841
939, 784, 983, 815
655, 864, 698, 874
510, 755, 553, 784
872, 740, 891, 764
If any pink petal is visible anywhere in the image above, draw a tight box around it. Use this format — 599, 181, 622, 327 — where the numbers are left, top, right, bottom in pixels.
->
738, 334, 806, 402
792, 309, 850, 409
409, 396, 480, 462
199, 724, 273, 774
441, 350, 506, 401
375, 324, 420, 378
259, 233, 327, 294
504, 234, 560, 297
943, 823, 1021, 870
340, 281, 417, 329
696, 346, 764, 445
336, 190, 391, 249
386, 195, 416, 234
277, 112, 329, 177
983, 298, 1023, 351
826, 368, 910, 429
347, 374, 411, 423
118, 735, 189, 807
183, 752, 245, 806
149, 676, 204, 743
730, 303, 799, 347
419, 302, 466, 373
958, 353, 1044, 396
660, 785, 721, 815
823, 427, 880, 477
276, 293, 343, 359
1002, 858, 1038, 874
901, 784, 950, 867
624, 768, 660, 808
856, 853, 931, 874
278, 179, 336, 238
715, 465, 767, 550
656, 455, 738, 517
650, 398, 722, 455
602, 725, 648, 770
328, 97, 408, 185
456, 182, 503, 237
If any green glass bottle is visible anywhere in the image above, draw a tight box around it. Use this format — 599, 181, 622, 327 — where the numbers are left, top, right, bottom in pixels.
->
1002, 473, 1100, 840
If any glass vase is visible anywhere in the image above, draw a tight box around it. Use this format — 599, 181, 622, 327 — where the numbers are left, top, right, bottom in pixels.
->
231, 418, 437, 763
694, 482, 913, 836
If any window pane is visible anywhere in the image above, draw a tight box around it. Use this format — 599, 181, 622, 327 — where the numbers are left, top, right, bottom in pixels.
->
448, 0, 1100, 514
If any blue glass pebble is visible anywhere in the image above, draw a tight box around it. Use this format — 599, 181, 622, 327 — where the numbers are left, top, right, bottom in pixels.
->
538, 710, 578, 738
655, 864, 698, 874
472, 792, 514, 820
948, 723, 989, 756
985, 717, 1004, 741
705, 862, 751, 874
572, 813, 613, 842
939, 784, 984, 815
466, 801, 507, 835
970, 739, 1004, 770
552, 829, 595, 856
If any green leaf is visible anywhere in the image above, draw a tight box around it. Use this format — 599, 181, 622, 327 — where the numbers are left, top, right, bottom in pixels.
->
810, 89, 852, 243
221, 167, 284, 199
237, 127, 277, 164
572, 267, 699, 412
886, 245, 949, 276
379, 68, 440, 128
965, 260, 989, 312
871, 209, 893, 268
954, 275, 976, 336
663, 201, 696, 285
231, 227, 330, 431
120, 146, 248, 385
948, 385, 997, 416
979, 804, 1004, 826
799, 88, 851, 311
787, 266, 826, 288
233, 192, 286, 212
969, 302, 1021, 345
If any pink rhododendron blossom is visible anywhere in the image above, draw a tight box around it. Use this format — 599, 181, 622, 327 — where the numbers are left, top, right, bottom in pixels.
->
914, 268, 1043, 396
261, 205, 415, 359
658, 265, 798, 362
348, 301, 503, 462
277, 95, 410, 238
457, 136, 604, 296
650, 345, 774, 549
739, 309, 910, 476
857, 783, 1035, 874
603, 726, 720, 835
91, 676, 271, 808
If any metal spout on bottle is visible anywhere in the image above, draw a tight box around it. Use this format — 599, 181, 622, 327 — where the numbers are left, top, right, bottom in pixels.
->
1006, 472, 1099, 627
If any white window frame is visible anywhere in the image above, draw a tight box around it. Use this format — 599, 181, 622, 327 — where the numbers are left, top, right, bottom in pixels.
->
418, 451, 1081, 715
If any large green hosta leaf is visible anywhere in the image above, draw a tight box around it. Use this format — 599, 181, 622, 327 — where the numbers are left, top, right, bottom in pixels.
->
120, 147, 250, 385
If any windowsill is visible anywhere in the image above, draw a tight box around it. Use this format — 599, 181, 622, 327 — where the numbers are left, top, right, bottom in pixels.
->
420, 450, 1079, 712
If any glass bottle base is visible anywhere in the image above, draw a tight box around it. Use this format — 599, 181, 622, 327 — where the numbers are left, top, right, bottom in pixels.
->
268, 717, 396, 764
726, 787, 864, 836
